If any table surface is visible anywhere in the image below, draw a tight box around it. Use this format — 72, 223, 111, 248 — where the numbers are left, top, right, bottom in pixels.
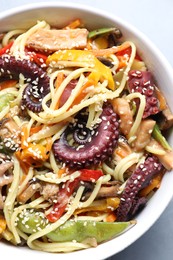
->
1, 1, 173, 259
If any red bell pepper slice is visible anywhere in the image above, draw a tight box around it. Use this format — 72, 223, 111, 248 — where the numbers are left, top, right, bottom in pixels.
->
46, 169, 104, 222
25, 48, 48, 67
117, 46, 142, 61
31, 52, 48, 67
0, 41, 13, 56
79, 169, 104, 182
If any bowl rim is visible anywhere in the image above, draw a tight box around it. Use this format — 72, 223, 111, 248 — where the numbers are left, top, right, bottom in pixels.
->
0, 2, 173, 260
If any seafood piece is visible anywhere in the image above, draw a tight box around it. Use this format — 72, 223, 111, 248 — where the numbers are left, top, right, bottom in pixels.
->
132, 119, 156, 151
128, 70, 160, 118
53, 103, 119, 168
0, 56, 49, 112
116, 156, 162, 221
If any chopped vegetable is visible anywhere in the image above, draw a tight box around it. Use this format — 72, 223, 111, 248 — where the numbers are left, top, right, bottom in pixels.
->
88, 27, 117, 39
64, 19, 82, 29
0, 93, 15, 112
0, 41, 13, 56
91, 42, 130, 57
17, 209, 134, 243
46, 169, 104, 222
79, 169, 104, 181
0, 215, 6, 234
16, 138, 52, 166
47, 50, 115, 90
47, 220, 133, 243
139, 173, 164, 197
17, 210, 47, 234
152, 124, 172, 150
75, 197, 120, 215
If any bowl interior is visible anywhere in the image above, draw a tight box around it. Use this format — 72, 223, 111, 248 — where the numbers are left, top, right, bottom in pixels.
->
0, 2, 173, 260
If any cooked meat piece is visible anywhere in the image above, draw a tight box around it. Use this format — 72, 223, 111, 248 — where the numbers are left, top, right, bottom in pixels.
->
132, 119, 156, 151
147, 138, 173, 170
0, 117, 20, 152
0, 161, 13, 177
85, 181, 121, 200
114, 136, 132, 163
112, 98, 133, 136
0, 160, 13, 209
26, 28, 88, 52
96, 185, 119, 198
158, 107, 173, 130
18, 182, 41, 204
40, 183, 59, 202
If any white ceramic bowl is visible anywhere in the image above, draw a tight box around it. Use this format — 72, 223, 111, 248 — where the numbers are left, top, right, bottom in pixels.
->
0, 2, 173, 260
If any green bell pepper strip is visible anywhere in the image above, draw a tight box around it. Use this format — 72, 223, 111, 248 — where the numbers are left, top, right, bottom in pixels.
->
152, 123, 172, 150
88, 27, 117, 39
17, 210, 134, 243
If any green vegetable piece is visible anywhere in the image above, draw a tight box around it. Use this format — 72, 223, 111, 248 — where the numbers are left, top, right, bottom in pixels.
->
47, 220, 134, 243
17, 210, 47, 234
152, 123, 172, 150
88, 27, 117, 39
17, 210, 135, 243
0, 93, 15, 111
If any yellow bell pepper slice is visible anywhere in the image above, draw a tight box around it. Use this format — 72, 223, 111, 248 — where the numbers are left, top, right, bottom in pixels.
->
46, 50, 115, 90
0, 215, 6, 234
16, 138, 52, 166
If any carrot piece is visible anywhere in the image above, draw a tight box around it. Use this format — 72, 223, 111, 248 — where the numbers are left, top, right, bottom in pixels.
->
54, 73, 65, 110
15, 151, 30, 174
57, 168, 67, 177
91, 42, 130, 57
0, 80, 18, 90
55, 72, 65, 90
105, 212, 117, 222
71, 78, 95, 107
117, 55, 129, 70
30, 125, 43, 135
114, 147, 128, 159
64, 19, 82, 29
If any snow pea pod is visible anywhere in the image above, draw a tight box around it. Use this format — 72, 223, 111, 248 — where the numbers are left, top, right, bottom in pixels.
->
47, 220, 133, 243
17, 210, 134, 243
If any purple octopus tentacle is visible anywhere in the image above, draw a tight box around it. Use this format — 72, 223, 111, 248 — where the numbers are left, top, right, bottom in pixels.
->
0, 56, 49, 112
128, 70, 160, 118
116, 156, 163, 221
129, 196, 147, 218
53, 103, 119, 169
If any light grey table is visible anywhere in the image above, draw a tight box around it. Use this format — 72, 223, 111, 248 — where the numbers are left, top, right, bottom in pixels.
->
1, 1, 173, 259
